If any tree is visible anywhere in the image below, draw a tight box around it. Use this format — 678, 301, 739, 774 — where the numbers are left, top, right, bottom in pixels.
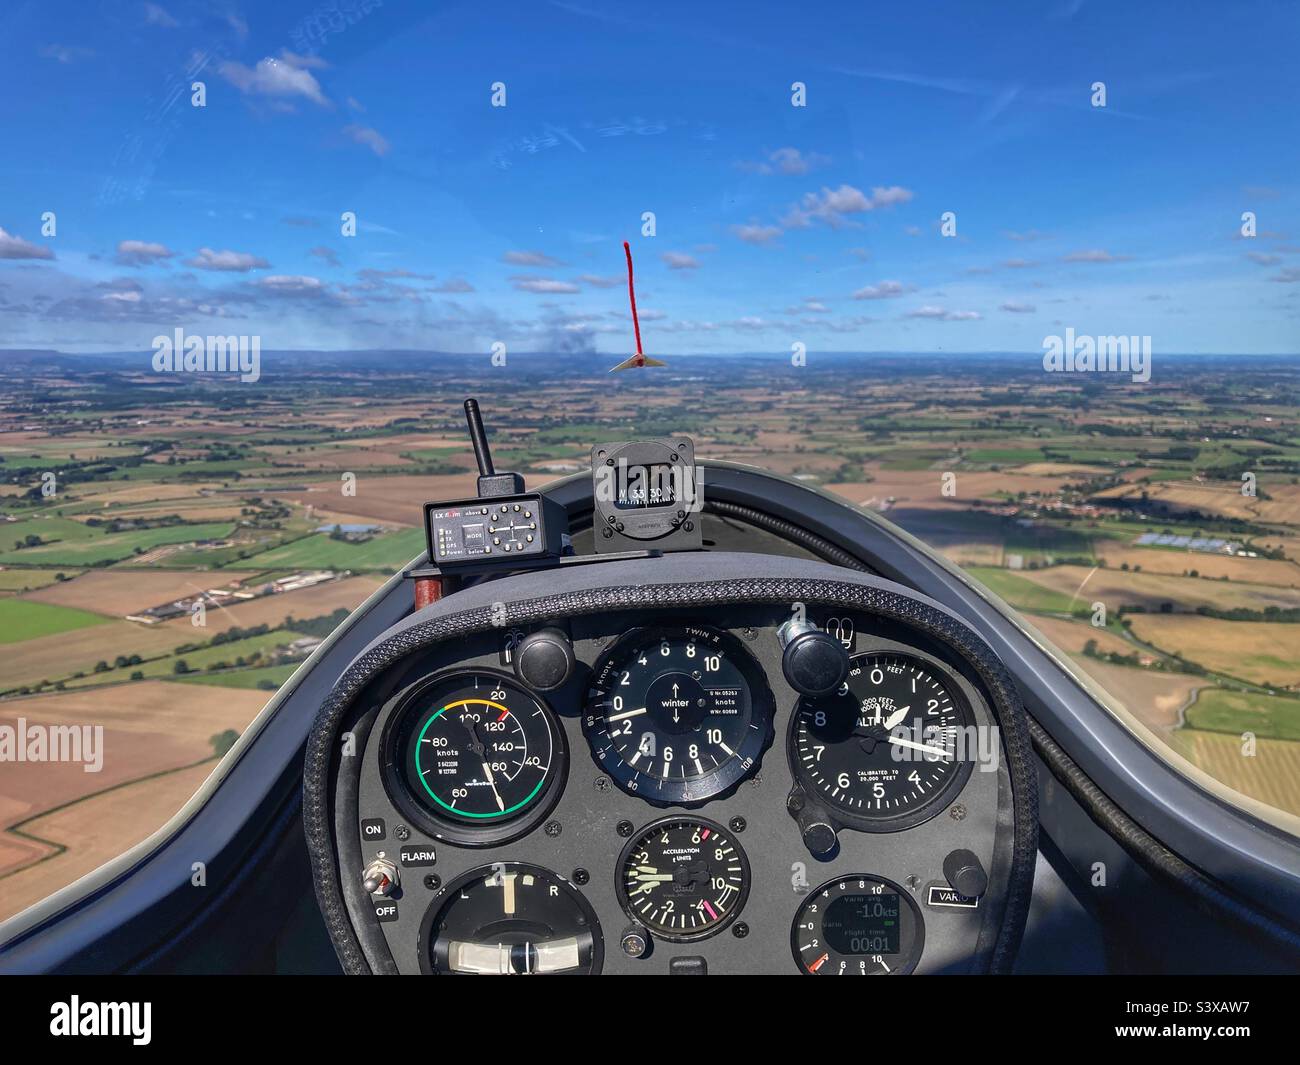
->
209, 729, 240, 757
173, 659, 190, 675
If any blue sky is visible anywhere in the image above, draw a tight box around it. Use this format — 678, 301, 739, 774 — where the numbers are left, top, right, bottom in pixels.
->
2, 0, 1298, 354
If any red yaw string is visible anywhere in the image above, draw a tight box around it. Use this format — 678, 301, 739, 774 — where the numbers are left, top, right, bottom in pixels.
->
624, 240, 643, 356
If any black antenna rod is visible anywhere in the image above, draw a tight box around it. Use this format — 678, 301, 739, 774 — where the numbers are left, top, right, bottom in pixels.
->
464, 397, 496, 477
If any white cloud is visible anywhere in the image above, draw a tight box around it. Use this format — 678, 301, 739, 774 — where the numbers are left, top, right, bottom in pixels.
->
259, 275, 325, 294
662, 251, 699, 270
218, 54, 330, 107
784, 184, 914, 228
431, 278, 475, 293
739, 147, 831, 175
513, 277, 580, 294
503, 250, 562, 267
186, 247, 270, 272
577, 274, 622, 288
1247, 251, 1282, 266
1000, 301, 1036, 313
730, 223, 782, 245
0, 227, 55, 260
115, 239, 173, 266
343, 124, 390, 157
1061, 248, 1131, 263
906, 305, 982, 321
853, 280, 908, 300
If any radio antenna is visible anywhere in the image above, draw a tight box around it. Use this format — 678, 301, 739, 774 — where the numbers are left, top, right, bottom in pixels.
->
464, 397, 495, 477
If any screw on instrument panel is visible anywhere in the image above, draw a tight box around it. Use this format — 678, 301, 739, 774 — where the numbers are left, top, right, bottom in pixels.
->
395, 824, 410, 842
606, 514, 618, 524
950, 804, 967, 822
741, 627, 758, 640
423, 874, 441, 890
732, 922, 750, 939
572, 868, 590, 886
605, 457, 615, 466
614, 521, 625, 532
601, 527, 615, 539
905, 874, 920, 891
749, 774, 762, 789
595, 775, 611, 792
729, 816, 747, 834
683, 521, 695, 532
616, 819, 634, 838
544, 820, 562, 838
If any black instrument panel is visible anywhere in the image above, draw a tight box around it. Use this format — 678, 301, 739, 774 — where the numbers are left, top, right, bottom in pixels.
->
343, 605, 1013, 975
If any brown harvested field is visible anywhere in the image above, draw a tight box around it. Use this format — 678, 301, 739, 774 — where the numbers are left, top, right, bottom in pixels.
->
24, 569, 262, 616
1125, 615, 1300, 687
156, 574, 382, 634
1169, 730, 1300, 820
0, 681, 268, 890
1096, 480, 1300, 525
0, 760, 214, 922
267, 473, 492, 526
1015, 462, 1111, 477
1018, 564, 1300, 614
91, 504, 252, 522
0, 621, 181, 688
1068, 658, 1209, 735
70, 482, 228, 506
1095, 542, 1300, 587
1023, 615, 1135, 658
833, 468, 1077, 505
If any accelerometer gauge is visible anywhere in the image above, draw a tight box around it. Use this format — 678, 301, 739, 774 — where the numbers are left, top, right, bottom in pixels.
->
792, 875, 924, 975
617, 817, 749, 941
791, 651, 975, 831
584, 625, 774, 804
383, 671, 566, 845
421, 863, 602, 975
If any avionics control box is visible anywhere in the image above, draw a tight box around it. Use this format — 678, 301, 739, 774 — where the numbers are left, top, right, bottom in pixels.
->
423, 493, 566, 570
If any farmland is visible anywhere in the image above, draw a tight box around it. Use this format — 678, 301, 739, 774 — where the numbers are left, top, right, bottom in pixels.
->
1, 349, 1298, 919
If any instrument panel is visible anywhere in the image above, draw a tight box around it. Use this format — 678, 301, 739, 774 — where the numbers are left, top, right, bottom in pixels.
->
341, 605, 1013, 976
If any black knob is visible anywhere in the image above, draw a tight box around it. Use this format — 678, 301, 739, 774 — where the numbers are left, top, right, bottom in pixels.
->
781, 626, 849, 698
943, 848, 989, 898
514, 627, 574, 691
801, 819, 838, 858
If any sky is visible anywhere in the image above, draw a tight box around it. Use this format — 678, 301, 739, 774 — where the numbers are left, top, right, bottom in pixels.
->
1, 0, 1298, 355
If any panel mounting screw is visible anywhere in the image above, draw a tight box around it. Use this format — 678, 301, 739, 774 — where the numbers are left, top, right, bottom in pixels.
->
572, 868, 590, 886
394, 824, 410, 842
423, 874, 441, 890
949, 804, 967, 822
595, 775, 611, 792
732, 922, 750, 939
729, 816, 746, 834
544, 820, 562, 837
616, 819, 634, 838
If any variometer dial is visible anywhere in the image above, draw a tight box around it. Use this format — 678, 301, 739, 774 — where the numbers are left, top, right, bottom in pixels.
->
792, 875, 924, 975
584, 625, 773, 805
384, 671, 565, 845
791, 651, 975, 831
617, 817, 749, 941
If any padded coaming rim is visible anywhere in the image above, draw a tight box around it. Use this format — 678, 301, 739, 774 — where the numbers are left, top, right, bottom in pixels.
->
303, 576, 1039, 975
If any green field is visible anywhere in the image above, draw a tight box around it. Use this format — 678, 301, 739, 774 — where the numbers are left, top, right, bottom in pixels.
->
0, 568, 80, 592
1183, 688, 1300, 743
177, 663, 300, 690
964, 566, 1087, 615
61, 628, 304, 688
0, 521, 235, 566
241, 528, 425, 571
0, 599, 111, 644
